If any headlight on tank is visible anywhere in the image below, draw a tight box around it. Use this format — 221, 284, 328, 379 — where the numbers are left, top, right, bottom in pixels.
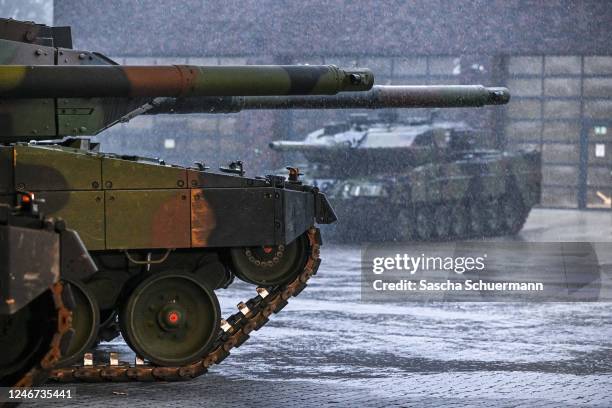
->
341, 182, 388, 198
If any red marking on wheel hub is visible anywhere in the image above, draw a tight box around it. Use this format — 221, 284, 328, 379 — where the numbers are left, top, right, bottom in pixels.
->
263, 247, 273, 254
167, 311, 180, 324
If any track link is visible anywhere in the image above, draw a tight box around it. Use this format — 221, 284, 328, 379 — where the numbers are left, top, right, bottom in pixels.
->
50, 227, 321, 383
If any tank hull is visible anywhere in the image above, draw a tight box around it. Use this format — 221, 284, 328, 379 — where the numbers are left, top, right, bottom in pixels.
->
0, 143, 334, 369
0, 145, 331, 250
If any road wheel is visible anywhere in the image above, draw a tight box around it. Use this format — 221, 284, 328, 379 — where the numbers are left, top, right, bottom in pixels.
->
119, 272, 220, 367
231, 233, 309, 286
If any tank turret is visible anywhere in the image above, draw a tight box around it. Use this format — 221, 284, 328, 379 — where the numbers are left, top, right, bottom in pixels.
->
0, 64, 372, 141
0, 17, 373, 142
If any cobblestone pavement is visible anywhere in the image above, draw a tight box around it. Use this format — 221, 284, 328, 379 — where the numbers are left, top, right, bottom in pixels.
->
30, 209, 612, 407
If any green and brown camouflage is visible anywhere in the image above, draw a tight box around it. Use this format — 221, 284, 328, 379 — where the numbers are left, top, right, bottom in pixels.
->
0, 19, 347, 256
269, 113, 541, 242
0, 65, 373, 99
0, 17, 372, 142
0, 63, 372, 141
0, 17, 514, 370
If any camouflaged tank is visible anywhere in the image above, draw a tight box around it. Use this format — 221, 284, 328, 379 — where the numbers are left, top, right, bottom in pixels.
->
0, 18, 511, 383
0, 192, 96, 387
270, 112, 542, 242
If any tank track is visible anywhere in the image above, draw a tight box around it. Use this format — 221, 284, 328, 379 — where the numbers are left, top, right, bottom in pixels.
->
49, 227, 321, 383
12, 282, 73, 387
328, 198, 532, 243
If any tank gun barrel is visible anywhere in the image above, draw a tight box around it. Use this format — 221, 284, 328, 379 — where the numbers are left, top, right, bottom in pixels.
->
0, 65, 373, 98
146, 85, 510, 114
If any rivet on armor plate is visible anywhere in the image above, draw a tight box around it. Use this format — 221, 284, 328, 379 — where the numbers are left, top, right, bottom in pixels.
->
84, 353, 94, 366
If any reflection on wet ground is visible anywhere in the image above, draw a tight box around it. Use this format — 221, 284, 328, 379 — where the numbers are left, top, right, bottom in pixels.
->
41, 209, 612, 407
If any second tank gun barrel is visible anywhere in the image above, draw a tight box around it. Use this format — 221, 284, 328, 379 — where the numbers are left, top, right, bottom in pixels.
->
146, 85, 510, 114
0, 65, 373, 98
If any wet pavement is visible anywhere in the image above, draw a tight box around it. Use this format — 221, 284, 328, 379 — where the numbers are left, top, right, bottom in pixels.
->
32, 209, 612, 407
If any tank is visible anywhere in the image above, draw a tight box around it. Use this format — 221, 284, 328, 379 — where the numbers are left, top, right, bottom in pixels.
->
0, 192, 96, 387
270, 111, 541, 242
0, 18, 510, 383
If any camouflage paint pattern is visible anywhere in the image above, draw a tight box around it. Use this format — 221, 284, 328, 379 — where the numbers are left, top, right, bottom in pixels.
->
0, 32, 373, 142
0, 17, 380, 254
0, 144, 321, 250
0, 65, 374, 99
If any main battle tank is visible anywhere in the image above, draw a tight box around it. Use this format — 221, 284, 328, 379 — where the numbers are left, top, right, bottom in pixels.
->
0, 18, 510, 383
270, 111, 541, 241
